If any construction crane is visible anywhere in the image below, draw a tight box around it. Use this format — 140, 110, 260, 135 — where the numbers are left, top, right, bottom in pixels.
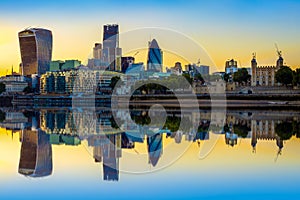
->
275, 43, 282, 57
197, 58, 200, 65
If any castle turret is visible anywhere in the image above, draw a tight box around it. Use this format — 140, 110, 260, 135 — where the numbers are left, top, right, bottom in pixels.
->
276, 56, 284, 69
251, 53, 257, 86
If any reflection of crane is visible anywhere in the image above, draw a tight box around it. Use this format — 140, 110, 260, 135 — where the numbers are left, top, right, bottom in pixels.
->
132, 51, 139, 57
274, 148, 282, 163
133, 148, 140, 154
275, 43, 282, 57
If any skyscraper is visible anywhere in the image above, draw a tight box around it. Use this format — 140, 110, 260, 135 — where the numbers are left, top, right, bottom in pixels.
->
102, 24, 122, 71
18, 28, 52, 76
147, 39, 163, 72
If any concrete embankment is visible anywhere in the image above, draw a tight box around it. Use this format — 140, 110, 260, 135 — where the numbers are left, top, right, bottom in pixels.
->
9, 93, 300, 109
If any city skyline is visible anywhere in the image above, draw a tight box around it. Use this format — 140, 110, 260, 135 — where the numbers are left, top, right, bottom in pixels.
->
1, 0, 300, 76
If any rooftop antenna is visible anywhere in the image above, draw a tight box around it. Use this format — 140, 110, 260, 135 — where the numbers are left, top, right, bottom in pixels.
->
275, 43, 282, 58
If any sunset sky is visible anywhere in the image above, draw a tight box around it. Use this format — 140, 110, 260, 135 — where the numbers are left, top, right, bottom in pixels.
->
0, 0, 300, 75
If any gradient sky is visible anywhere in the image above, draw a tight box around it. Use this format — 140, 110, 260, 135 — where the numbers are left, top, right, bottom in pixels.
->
0, 0, 300, 75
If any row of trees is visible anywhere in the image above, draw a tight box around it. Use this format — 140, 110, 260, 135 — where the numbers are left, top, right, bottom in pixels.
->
133, 74, 195, 94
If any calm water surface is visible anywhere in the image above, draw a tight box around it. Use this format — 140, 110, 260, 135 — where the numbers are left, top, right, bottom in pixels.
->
0, 108, 300, 200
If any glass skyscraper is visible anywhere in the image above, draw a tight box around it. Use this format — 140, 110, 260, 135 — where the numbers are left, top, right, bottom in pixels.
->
102, 24, 122, 71
147, 39, 163, 72
18, 28, 52, 76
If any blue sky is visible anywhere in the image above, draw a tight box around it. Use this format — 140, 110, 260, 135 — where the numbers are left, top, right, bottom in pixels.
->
0, 0, 300, 74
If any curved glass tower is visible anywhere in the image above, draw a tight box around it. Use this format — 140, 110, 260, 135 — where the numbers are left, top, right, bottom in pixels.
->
18, 28, 52, 76
147, 39, 163, 72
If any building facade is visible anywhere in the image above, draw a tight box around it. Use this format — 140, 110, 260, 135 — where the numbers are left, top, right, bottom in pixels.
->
225, 59, 238, 74
18, 28, 52, 76
40, 68, 122, 94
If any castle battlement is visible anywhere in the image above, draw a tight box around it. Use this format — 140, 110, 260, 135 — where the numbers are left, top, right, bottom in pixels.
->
256, 65, 276, 69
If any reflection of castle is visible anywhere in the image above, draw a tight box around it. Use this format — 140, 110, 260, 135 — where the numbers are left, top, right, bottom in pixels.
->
251, 119, 283, 153
18, 129, 52, 177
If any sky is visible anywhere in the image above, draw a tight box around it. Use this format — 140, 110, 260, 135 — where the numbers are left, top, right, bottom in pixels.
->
0, 0, 300, 75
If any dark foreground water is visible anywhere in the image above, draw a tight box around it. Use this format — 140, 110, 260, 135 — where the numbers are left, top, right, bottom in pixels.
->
0, 108, 300, 200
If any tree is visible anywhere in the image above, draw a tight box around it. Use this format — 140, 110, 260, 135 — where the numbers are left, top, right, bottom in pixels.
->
233, 68, 251, 85
0, 82, 5, 94
194, 73, 204, 83
292, 68, 300, 86
182, 73, 193, 85
23, 86, 34, 93
275, 121, 293, 140
275, 66, 293, 86
233, 124, 251, 138
223, 73, 230, 82
110, 76, 123, 89
0, 110, 5, 122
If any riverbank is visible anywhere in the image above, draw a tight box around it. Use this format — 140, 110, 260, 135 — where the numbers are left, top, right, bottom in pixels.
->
4, 93, 300, 108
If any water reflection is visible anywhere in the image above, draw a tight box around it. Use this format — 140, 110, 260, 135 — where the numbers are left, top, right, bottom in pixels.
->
0, 108, 299, 181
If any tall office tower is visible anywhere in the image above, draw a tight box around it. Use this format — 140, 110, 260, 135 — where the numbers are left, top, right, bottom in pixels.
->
147, 39, 163, 72
102, 24, 122, 71
18, 28, 52, 76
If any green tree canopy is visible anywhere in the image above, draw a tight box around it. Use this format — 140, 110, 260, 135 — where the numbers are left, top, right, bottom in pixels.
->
275, 121, 293, 140
110, 76, 123, 89
194, 73, 204, 83
233, 68, 251, 85
182, 73, 193, 85
23, 86, 34, 93
223, 73, 230, 82
233, 124, 251, 138
292, 68, 300, 86
275, 66, 293, 86
0, 110, 5, 122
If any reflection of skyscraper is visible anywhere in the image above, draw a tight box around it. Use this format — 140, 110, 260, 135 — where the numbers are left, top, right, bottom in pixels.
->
102, 24, 122, 71
18, 129, 52, 177
18, 28, 52, 76
147, 39, 163, 72
88, 134, 121, 181
147, 133, 163, 167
